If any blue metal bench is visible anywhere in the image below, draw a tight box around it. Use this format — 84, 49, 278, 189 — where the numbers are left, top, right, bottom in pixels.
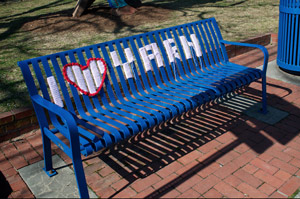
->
18, 18, 268, 198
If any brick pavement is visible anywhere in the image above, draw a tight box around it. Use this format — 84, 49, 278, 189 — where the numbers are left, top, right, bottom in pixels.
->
2, 43, 300, 198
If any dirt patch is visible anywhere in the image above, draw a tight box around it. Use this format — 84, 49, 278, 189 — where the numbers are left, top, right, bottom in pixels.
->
21, 5, 171, 34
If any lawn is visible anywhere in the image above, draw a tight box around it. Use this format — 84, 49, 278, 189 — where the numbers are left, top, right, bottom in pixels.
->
0, 0, 279, 113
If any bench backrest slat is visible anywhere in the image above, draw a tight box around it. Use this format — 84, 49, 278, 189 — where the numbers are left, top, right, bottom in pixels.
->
154, 31, 177, 81
211, 18, 229, 62
49, 56, 75, 113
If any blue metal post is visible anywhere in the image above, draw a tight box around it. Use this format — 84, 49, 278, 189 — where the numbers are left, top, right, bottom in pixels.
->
277, 0, 300, 73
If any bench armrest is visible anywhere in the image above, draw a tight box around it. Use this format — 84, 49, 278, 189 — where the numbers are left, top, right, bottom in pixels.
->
220, 40, 269, 75
31, 95, 78, 138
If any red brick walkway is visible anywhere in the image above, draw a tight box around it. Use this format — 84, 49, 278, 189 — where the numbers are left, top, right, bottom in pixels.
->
2, 43, 300, 198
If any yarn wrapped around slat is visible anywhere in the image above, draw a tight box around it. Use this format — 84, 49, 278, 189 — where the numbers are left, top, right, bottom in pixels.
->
62, 58, 107, 97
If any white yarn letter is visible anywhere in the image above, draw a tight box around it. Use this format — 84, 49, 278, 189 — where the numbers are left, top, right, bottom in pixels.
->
145, 45, 151, 51
123, 62, 133, 79
111, 51, 121, 67
163, 40, 174, 63
83, 68, 96, 94
47, 76, 64, 107
125, 48, 134, 63
191, 34, 202, 57
151, 43, 164, 68
96, 60, 106, 74
66, 67, 75, 82
139, 47, 152, 72
172, 46, 181, 60
73, 65, 88, 93
180, 36, 192, 59
90, 60, 101, 87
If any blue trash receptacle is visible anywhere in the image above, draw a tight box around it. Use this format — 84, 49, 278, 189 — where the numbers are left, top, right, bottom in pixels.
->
277, 0, 300, 73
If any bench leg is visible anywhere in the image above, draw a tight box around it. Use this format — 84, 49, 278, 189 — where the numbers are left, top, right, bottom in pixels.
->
41, 130, 89, 198
42, 129, 57, 177
32, 103, 57, 177
72, 155, 89, 198
261, 75, 268, 114
32, 99, 89, 197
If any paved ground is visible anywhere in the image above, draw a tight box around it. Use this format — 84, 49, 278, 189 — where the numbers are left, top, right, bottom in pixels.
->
18, 155, 98, 198
2, 43, 300, 198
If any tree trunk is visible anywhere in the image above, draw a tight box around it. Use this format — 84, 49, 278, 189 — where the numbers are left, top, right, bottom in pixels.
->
72, 0, 95, 17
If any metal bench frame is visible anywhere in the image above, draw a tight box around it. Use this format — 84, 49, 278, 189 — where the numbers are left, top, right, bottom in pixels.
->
18, 18, 268, 198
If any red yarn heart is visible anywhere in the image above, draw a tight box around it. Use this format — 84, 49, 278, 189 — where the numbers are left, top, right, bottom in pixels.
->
62, 58, 107, 97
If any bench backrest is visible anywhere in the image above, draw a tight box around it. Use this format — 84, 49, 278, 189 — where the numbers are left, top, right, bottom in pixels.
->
18, 17, 228, 119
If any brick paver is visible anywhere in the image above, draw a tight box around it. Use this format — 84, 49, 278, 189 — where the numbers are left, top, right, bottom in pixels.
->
237, 182, 268, 198
270, 191, 288, 198
259, 183, 277, 196
279, 176, 300, 196
214, 181, 245, 198
250, 158, 279, 175
2, 42, 300, 198
254, 170, 285, 189
192, 174, 221, 194
131, 174, 161, 192
233, 168, 263, 188
203, 188, 223, 198
214, 162, 240, 179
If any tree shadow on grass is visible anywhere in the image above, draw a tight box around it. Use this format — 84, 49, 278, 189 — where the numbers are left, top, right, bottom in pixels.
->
0, 63, 32, 112
144, 0, 247, 10
0, 0, 73, 42
0, 0, 248, 42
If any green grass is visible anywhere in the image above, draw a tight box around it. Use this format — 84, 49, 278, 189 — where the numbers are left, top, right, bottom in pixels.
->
0, 0, 280, 113
290, 188, 300, 198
